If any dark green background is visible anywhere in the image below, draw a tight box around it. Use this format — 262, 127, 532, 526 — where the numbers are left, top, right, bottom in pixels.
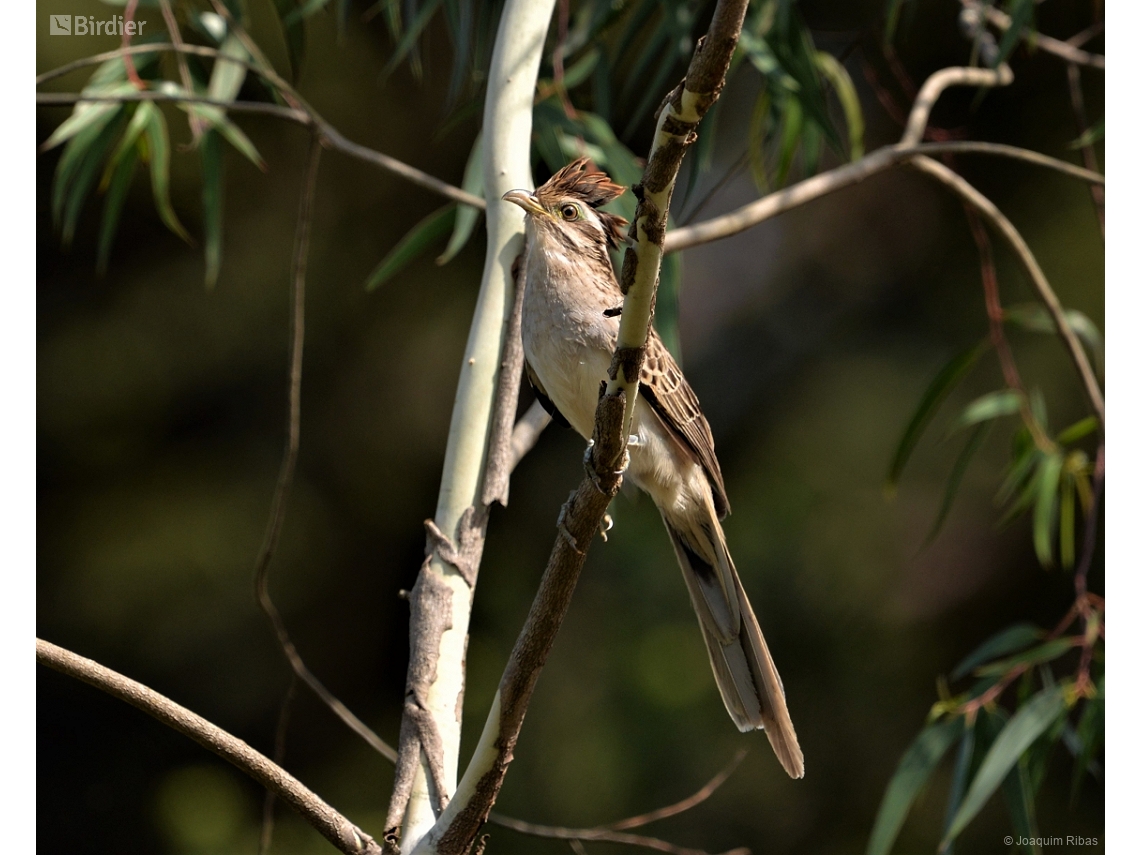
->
37, 1, 1104, 853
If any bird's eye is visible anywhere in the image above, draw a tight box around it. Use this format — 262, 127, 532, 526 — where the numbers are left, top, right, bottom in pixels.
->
560, 204, 580, 221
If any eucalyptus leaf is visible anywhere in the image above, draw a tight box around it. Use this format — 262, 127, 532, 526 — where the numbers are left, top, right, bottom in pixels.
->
139, 103, 193, 243
949, 389, 1024, 435
887, 343, 984, 490
1056, 416, 1098, 446
943, 686, 1068, 843
207, 34, 250, 103
366, 204, 456, 291
200, 130, 224, 288
972, 638, 1077, 678
96, 142, 140, 275
925, 422, 989, 545
1032, 451, 1064, 567
814, 51, 864, 160
952, 623, 1043, 682
866, 716, 964, 855
437, 133, 484, 265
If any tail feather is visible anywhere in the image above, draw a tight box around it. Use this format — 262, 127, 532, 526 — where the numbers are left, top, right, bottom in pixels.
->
664, 513, 805, 779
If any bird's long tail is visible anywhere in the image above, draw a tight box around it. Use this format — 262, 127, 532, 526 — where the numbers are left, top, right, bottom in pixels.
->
662, 507, 804, 779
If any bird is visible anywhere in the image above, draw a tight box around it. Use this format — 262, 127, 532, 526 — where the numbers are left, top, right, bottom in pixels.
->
503, 158, 804, 779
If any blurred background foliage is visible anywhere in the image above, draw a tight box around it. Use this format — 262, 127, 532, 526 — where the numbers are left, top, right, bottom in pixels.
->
37, 0, 1103, 853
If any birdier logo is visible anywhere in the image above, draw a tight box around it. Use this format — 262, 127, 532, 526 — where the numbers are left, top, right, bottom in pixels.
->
49, 14, 147, 36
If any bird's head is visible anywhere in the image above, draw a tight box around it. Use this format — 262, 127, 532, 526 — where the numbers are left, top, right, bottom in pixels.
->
503, 158, 629, 251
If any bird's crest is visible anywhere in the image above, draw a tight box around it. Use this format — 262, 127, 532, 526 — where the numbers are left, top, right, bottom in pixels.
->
536, 158, 629, 247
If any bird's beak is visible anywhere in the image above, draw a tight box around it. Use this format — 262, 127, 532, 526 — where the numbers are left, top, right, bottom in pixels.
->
502, 189, 547, 217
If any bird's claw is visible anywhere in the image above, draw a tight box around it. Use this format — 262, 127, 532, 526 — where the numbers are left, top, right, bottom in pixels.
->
599, 512, 614, 542
626, 433, 641, 447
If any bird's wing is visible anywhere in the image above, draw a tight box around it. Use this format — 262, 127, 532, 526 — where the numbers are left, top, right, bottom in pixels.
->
638, 331, 730, 517
525, 359, 570, 429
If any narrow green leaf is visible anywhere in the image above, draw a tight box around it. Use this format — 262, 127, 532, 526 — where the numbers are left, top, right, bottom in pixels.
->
1068, 120, 1104, 151
867, 717, 964, 855
1070, 688, 1104, 803
748, 88, 772, 192
382, 0, 445, 77
973, 637, 1077, 677
1003, 303, 1103, 377
274, 0, 308, 79
283, 0, 332, 27
1059, 469, 1076, 569
1032, 451, 1064, 567
365, 204, 456, 291
562, 48, 600, 91
200, 130, 224, 289
207, 34, 249, 103
883, 0, 913, 44
96, 143, 140, 275
140, 103, 192, 244
941, 719, 976, 854
925, 422, 990, 545
996, 0, 1036, 67
952, 623, 1044, 682
949, 389, 1024, 435
996, 443, 1039, 507
944, 686, 1068, 843
814, 51, 864, 160
40, 82, 136, 152
59, 108, 131, 246
886, 344, 984, 489
774, 94, 803, 188
1056, 417, 1098, 446
437, 132, 484, 265
999, 739, 1041, 852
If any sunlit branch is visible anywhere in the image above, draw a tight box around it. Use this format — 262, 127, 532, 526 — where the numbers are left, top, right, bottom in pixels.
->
36, 639, 383, 855
964, 0, 1105, 69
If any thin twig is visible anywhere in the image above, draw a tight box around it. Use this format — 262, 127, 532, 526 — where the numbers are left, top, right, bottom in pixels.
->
250, 135, 398, 764
158, 0, 202, 141
1065, 63, 1105, 237
259, 675, 298, 855
901, 65, 1012, 147
965, 0, 1105, 69
907, 155, 1104, 427
490, 750, 746, 842
490, 812, 748, 855
36, 639, 383, 855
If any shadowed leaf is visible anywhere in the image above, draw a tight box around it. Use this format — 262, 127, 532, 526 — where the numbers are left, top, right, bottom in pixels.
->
886, 343, 984, 490
952, 623, 1043, 682
200, 130, 224, 288
55, 109, 131, 247
1032, 451, 1064, 567
949, 389, 1023, 435
944, 686, 1067, 844
924, 422, 990, 545
382, 0, 445, 77
941, 718, 976, 855
973, 638, 1077, 678
814, 51, 864, 159
366, 204, 456, 290
437, 133, 484, 265
1056, 416, 1098, 446
1003, 303, 1103, 377
867, 716, 964, 855
996, 0, 1036, 68
96, 143, 140, 275
139, 103, 193, 244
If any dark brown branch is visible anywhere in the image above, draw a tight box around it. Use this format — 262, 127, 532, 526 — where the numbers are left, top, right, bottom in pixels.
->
907, 155, 1104, 427
421, 4, 751, 853
36, 639, 383, 855
482, 259, 529, 506
250, 137, 399, 765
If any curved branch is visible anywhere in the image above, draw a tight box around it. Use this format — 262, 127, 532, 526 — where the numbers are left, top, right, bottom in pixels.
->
664, 139, 1101, 253
908, 155, 1104, 426
508, 400, 552, 472
36, 639, 382, 855
901, 64, 1012, 147
966, 0, 1105, 70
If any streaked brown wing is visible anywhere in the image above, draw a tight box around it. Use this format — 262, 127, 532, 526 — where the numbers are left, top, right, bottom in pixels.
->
638, 331, 730, 517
